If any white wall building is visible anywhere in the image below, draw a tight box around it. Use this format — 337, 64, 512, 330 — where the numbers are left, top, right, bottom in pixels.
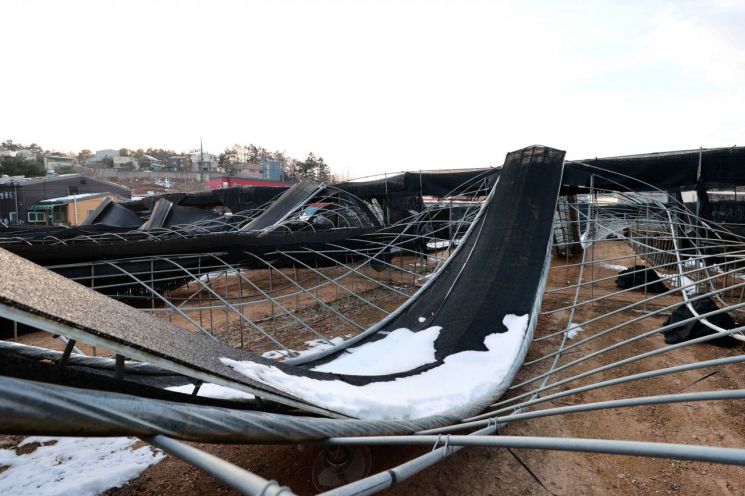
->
43, 155, 76, 171
112, 156, 139, 170
93, 149, 120, 162
190, 151, 219, 171
16, 149, 39, 160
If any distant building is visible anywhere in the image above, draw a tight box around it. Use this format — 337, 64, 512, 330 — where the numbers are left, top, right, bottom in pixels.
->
16, 149, 39, 161
261, 156, 286, 181
0, 148, 40, 160
234, 162, 263, 178
190, 151, 219, 172
43, 155, 76, 172
166, 156, 192, 171
30, 192, 125, 226
93, 149, 120, 162
138, 154, 163, 170
0, 174, 131, 226
205, 176, 293, 190
112, 156, 139, 170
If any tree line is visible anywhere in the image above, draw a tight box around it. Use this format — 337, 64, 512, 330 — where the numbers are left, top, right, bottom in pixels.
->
2, 138, 338, 183
218, 144, 332, 182
0, 140, 46, 177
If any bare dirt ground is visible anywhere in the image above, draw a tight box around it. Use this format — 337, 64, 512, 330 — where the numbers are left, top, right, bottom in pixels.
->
5, 242, 745, 495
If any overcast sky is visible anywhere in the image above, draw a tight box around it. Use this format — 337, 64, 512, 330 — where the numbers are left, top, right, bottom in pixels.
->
1, 0, 744, 176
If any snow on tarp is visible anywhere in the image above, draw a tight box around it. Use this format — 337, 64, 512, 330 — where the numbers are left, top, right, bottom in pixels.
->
261, 337, 346, 360
0, 436, 163, 496
311, 326, 441, 376
166, 382, 255, 400
221, 314, 528, 420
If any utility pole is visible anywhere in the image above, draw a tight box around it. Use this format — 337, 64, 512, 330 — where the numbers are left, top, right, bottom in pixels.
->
200, 138, 205, 171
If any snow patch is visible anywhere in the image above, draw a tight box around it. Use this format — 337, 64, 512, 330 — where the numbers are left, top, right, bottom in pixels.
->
153, 177, 173, 189
312, 326, 441, 375
566, 324, 583, 339
221, 314, 529, 420
197, 269, 241, 283
602, 264, 628, 272
418, 316, 426, 323
426, 240, 451, 250
0, 437, 163, 496
262, 337, 345, 360
166, 382, 255, 400
678, 275, 698, 295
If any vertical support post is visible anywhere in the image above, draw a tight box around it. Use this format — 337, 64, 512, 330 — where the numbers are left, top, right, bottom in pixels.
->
269, 267, 275, 320
115, 354, 125, 381
150, 260, 156, 310
590, 174, 596, 307
294, 265, 300, 310
224, 270, 230, 343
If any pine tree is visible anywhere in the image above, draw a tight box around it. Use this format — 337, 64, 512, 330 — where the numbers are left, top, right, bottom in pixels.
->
315, 156, 331, 183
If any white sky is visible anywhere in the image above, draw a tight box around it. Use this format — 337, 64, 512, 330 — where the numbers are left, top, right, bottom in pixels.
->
1, 0, 744, 176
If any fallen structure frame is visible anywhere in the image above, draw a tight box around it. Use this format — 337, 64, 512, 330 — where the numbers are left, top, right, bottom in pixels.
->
3, 145, 745, 494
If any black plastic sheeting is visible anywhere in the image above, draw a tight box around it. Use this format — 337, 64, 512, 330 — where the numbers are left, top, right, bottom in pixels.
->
615, 266, 669, 294
280, 145, 566, 386
138, 199, 220, 230
1, 179, 382, 265
562, 146, 745, 192
0, 224, 135, 242
120, 186, 287, 215
8, 227, 375, 266
663, 298, 741, 348
337, 169, 499, 198
337, 146, 745, 198
82, 198, 143, 229
241, 179, 321, 231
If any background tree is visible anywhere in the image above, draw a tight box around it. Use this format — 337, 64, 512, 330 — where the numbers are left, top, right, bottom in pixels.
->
315, 156, 331, 182
27, 143, 44, 155
0, 155, 45, 177
144, 148, 177, 163
77, 149, 93, 164
218, 147, 239, 173
1, 140, 21, 151
298, 152, 318, 179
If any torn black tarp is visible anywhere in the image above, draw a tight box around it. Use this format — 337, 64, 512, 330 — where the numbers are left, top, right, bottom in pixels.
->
562, 146, 745, 192
337, 169, 498, 199
663, 298, 741, 347
615, 266, 669, 294
82, 198, 143, 229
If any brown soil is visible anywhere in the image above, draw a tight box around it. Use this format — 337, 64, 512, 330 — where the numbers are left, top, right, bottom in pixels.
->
5, 241, 745, 495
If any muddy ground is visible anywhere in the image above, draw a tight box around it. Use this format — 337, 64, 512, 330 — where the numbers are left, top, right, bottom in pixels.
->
5, 241, 745, 495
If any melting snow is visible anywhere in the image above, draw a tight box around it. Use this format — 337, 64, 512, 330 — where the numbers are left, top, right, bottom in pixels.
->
426, 240, 451, 250
678, 275, 698, 295
166, 382, 255, 400
602, 264, 628, 272
0, 436, 163, 496
221, 314, 529, 420
197, 269, 241, 283
312, 326, 441, 375
567, 324, 583, 339
261, 337, 345, 360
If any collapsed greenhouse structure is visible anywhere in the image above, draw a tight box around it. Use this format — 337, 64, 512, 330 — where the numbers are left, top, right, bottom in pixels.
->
3, 145, 745, 494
